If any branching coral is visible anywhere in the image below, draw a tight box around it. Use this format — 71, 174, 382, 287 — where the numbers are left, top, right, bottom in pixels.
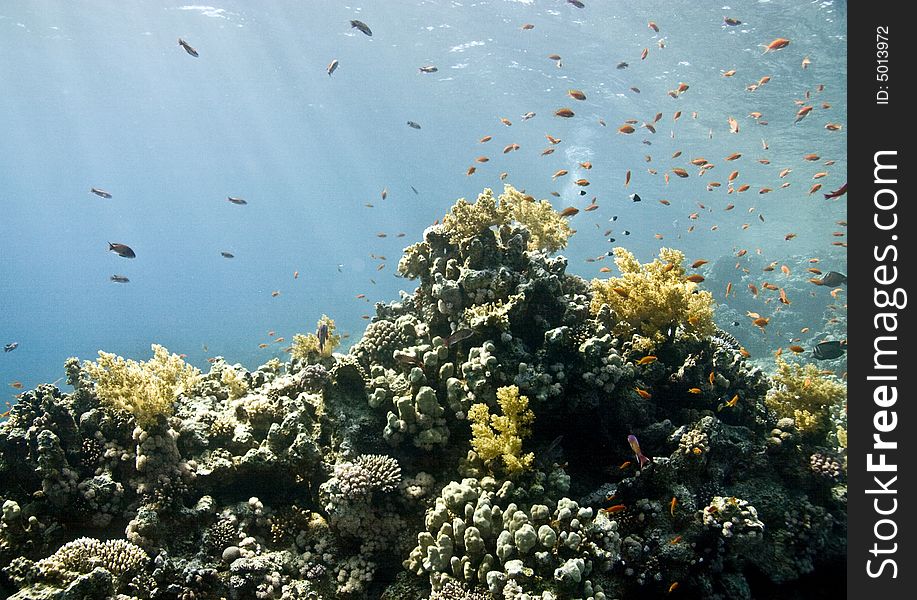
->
83, 344, 200, 428
292, 314, 341, 361
765, 359, 847, 439
590, 247, 715, 345
467, 385, 534, 475
441, 185, 572, 254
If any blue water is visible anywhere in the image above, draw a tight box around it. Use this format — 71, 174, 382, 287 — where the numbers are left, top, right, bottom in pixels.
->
0, 0, 846, 397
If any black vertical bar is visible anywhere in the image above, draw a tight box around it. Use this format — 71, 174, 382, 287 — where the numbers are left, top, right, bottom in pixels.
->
848, 2, 911, 597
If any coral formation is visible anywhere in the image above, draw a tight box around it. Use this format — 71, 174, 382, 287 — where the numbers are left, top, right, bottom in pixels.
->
82, 344, 200, 428
590, 247, 715, 346
467, 386, 535, 476
0, 186, 846, 600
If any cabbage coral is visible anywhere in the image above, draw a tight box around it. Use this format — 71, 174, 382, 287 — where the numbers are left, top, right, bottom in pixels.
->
83, 344, 200, 428
766, 359, 847, 439
467, 385, 534, 476
590, 247, 715, 345
441, 185, 572, 254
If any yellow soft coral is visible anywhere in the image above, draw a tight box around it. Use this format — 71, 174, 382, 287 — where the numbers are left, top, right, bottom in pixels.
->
499, 185, 572, 253
292, 315, 341, 361
83, 344, 200, 428
590, 247, 715, 346
766, 359, 847, 438
441, 185, 573, 254
467, 385, 535, 476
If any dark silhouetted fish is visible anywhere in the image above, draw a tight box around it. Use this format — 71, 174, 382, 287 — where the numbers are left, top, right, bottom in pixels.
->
90, 187, 112, 199
110, 275, 130, 283
178, 38, 199, 57
617, 62, 629, 69
813, 340, 847, 360
411, 186, 419, 194
108, 243, 136, 258
819, 272, 847, 286
350, 20, 372, 36
724, 17, 742, 26
221, 252, 235, 259
407, 121, 421, 129
327, 59, 339, 76
4, 342, 18, 352
568, 0, 585, 8
227, 196, 247, 205
317, 322, 329, 353
630, 193, 642, 202
824, 183, 847, 199
419, 65, 438, 73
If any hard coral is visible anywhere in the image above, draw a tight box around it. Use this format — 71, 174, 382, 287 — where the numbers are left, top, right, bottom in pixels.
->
590, 247, 715, 346
82, 344, 200, 428
467, 385, 534, 476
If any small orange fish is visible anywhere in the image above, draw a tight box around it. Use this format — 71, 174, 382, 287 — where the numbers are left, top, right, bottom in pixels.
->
560, 207, 579, 217
708, 371, 715, 385
258, 343, 269, 349
555, 107, 575, 118
670, 497, 678, 516
466, 166, 476, 175
673, 111, 682, 122
648, 21, 659, 32
599, 266, 612, 273
825, 123, 842, 131
726, 394, 739, 407
619, 461, 632, 470
725, 151, 741, 160
785, 233, 797, 240
568, 89, 587, 101
688, 387, 702, 394
691, 158, 708, 166
808, 183, 823, 195
9, 382, 22, 390
727, 116, 739, 134
670, 535, 683, 545
753, 317, 769, 327
521, 23, 534, 30
580, 161, 592, 170
637, 356, 658, 366
584, 203, 599, 212
789, 345, 804, 353
736, 249, 747, 257
723, 69, 736, 77
475, 156, 490, 163
625, 170, 632, 187
672, 167, 689, 178
763, 38, 790, 53
574, 178, 590, 186
271, 290, 280, 297
546, 134, 561, 144
659, 199, 670, 205
274, 337, 285, 343
759, 187, 772, 194
552, 169, 568, 179
479, 135, 492, 143
500, 117, 512, 126
641, 47, 649, 60
725, 281, 733, 297
813, 171, 828, 179
602, 504, 627, 514
618, 124, 636, 134
685, 274, 705, 283
781, 265, 790, 276
541, 147, 556, 156
635, 387, 652, 399
691, 259, 708, 268
669, 582, 680, 594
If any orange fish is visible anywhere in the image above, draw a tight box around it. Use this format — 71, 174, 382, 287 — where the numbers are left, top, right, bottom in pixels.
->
560, 207, 579, 217
748, 284, 759, 297
753, 317, 769, 327
670, 535, 683, 545
659, 199, 671, 205
808, 183, 823, 195
670, 496, 678, 516
673, 111, 682, 122
825, 123, 842, 131
709, 371, 715, 385
637, 356, 658, 366
271, 290, 280, 297
9, 382, 22, 389
635, 387, 652, 399
625, 170, 632, 187
648, 21, 659, 32
542, 147, 556, 156
641, 47, 649, 60
688, 387, 702, 394
727, 116, 739, 133
580, 161, 592, 170
723, 69, 736, 77
789, 345, 804, 353
574, 178, 590, 186
500, 117, 512, 126
599, 267, 612, 273
795, 106, 813, 123
785, 233, 797, 240
672, 167, 689, 178
813, 171, 828, 179
521, 23, 534, 30
691, 158, 708, 166
466, 166, 477, 175
258, 343, 269, 349
725, 282, 733, 297
618, 124, 636, 134
293, 270, 299, 279
555, 108, 575, 118
602, 504, 627, 514
668, 582, 680, 594
685, 274, 705, 283
479, 135, 492, 143
691, 259, 708, 268
475, 156, 490, 163
619, 461, 632, 470
568, 89, 587, 101
584, 203, 599, 211
763, 38, 790, 53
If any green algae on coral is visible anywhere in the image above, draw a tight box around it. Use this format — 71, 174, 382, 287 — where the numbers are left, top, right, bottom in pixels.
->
590, 247, 715, 346
82, 344, 200, 428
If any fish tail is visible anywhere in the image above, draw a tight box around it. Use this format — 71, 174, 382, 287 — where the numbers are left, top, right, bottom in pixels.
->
637, 453, 650, 468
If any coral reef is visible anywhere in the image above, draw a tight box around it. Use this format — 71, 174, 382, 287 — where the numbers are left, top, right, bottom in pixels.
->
0, 186, 846, 599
